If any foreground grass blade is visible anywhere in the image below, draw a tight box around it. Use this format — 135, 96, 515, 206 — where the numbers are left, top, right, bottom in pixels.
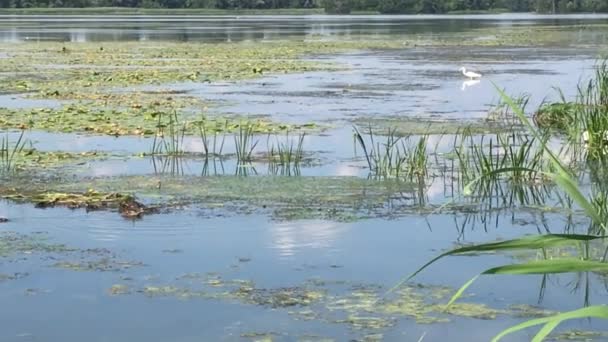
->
447, 259, 608, 306
491, 306, 608, 342
388, 234, 602, 294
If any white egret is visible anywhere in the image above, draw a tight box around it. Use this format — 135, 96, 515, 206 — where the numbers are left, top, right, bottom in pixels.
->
459, 67, 482, 80
583, 130, 590, 144
582, 130, 608, 145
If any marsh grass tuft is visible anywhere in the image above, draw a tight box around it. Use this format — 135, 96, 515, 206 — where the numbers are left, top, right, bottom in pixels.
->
454, 129, 550, 192
0, 130, 26, 174
151, 111, 187, 156
197, 119, 227, 160
267, 132, 305, 176
234, 123, 259, 163
353, 126, 428, 180
534, 60, 608, 158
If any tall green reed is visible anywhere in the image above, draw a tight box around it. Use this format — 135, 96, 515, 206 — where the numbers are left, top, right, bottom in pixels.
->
267, 132, 305, 176
151, 111, 187, 156
197, 119, 226, 159
1, 130, 26, 174
235, 123, 259, 163
353, 125, 428, 180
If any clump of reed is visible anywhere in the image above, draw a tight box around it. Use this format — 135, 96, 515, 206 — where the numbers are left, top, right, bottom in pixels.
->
454, 129, 550, 190
234, 123, 259, 163
1, 130, 26, 174
197, 119, 226, 160
572, 60, 608, 157
533, 60, 608, 158
267, 132, 305, 176
353, 126, 428, 180
150, 111, 187, 156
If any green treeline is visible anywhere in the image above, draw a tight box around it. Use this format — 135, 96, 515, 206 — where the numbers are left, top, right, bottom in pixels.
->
1, 0, 607, 13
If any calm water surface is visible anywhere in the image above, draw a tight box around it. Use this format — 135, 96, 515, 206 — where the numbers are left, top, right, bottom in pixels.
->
1, 14, 608, 42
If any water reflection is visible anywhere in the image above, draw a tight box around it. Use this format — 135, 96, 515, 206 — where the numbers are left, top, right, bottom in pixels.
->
461, 79, 480, 91
269, 220, 346, 258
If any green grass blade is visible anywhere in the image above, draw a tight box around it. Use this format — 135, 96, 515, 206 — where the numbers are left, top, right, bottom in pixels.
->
389, 234, 601, 295
482, 258, 608, 275
446, 275, 479, 306
492, 305, 608, 342
448, 259, 608, 308
532, 320, 561, 342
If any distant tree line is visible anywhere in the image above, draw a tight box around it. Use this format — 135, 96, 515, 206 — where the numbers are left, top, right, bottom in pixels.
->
1, 0, 607, 13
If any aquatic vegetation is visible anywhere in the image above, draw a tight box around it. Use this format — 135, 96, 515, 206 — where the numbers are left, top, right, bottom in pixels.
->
0, 130, 26, 174
53, 258, 144, 272
49, 175, 418, 220
197, 119, 226, 159
534, 102, 579, 131
0, 232, 145, 277
352, 116, 518, 136
354, 126, 429, 180
534, 60, 608, 158
454, 129, 551, 191
487, 93, 530, 127
108, 284, 131, 296
571, 61, 608, 159
151, 111, 187, 156
3, 147, 105, 175
234, 123, 259, 163
0, 188, 138, 213
118, 271, 551, 338
267, 132, 305, 166
0, 231, 73, 257
404, 89, 608, 341
547, 329, 608, 341
267, 132, 306, 176
0, 105, 312, 137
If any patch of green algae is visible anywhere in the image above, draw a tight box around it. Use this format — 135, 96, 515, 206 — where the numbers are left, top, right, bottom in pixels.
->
117, 273, 559, 336
0, 105, 317, 136
0, 188, 134, 210
49, 175, 416, 220
9, 149, 105, 172
0, 231, 73, 257
548, 329, 608, 341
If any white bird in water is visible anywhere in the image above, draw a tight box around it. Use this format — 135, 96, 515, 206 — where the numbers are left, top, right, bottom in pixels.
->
459, 67, 482, 80
582, 130, 608, 145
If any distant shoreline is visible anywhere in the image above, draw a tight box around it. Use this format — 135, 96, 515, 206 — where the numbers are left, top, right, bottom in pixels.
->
0, 7, 532, 15
0, 7, 330, 15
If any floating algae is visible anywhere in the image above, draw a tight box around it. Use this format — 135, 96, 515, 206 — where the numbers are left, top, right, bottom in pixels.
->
124, 273, 554, 337
352, 116, 522, 136
0, 231, 73, 257
108, 284, 130, 296
548, 329, 608, 341
53, 258, 144, 272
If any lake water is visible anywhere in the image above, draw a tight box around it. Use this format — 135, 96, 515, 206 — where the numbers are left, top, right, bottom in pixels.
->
1, 15, 608, 342
1, 14, 608, 42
